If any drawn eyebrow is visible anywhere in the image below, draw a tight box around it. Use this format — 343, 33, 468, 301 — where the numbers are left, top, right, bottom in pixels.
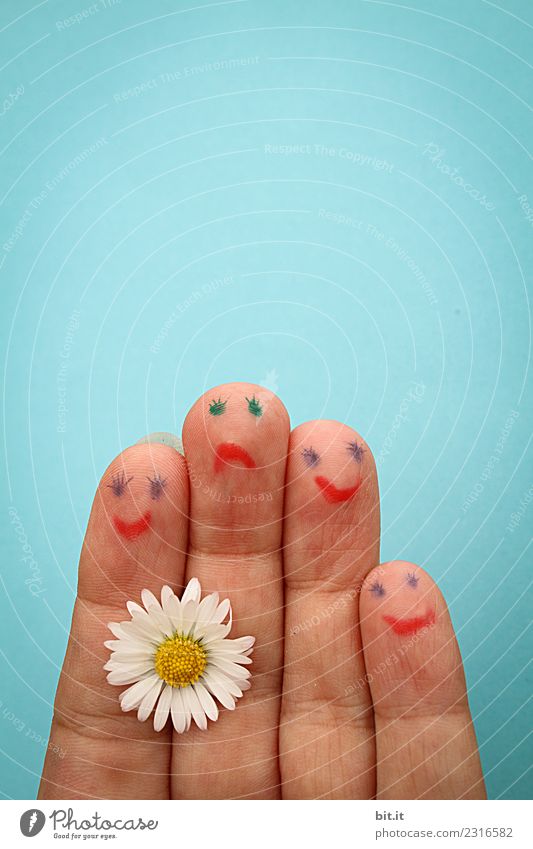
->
107, 472, 133, 497
347, 441, 365, 463
209, 397, 227, 416
147, 474, 167, 501
406, 572, 419, 588
370, 580, 385, 597
245, 395, 263, 417
302, 446, 320, 467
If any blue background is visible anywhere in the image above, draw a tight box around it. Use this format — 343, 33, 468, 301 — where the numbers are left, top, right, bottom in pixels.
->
0, 0, 531, 799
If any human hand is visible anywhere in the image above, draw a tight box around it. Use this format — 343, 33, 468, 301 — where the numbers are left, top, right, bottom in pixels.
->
39, 382, 485, 799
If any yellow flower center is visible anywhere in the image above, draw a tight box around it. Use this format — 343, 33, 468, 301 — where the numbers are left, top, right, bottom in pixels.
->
154, 633, 207, 688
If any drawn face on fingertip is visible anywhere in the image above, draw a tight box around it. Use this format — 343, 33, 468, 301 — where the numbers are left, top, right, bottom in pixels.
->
209, 394, 265, 473
300, 439, 365, 503
106, 471, 167, 540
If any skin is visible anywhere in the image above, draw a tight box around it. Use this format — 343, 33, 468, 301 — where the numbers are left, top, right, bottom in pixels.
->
38, 382, 486, 800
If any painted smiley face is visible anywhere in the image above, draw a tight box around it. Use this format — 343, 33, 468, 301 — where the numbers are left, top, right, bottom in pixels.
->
302, 440, 365, 503
209, 395, 265, 473
106, 472, 166, 539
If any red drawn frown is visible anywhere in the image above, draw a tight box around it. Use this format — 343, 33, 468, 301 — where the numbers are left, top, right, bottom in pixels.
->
214, 442, 256, 474
383, 610, 436, 636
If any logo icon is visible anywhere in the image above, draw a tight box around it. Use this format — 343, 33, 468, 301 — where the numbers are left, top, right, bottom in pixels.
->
20, 809, 46, 837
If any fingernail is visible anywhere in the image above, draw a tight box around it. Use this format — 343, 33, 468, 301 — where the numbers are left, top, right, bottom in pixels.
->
136, 432, 184, 455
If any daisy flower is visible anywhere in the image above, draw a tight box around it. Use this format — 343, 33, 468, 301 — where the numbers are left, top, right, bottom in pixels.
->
104, 578, 255, 733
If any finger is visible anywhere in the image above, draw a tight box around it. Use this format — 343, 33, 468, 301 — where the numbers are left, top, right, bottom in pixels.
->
171, 383, 289, 799
280, 420, 380, 799
360, 560, 486, 799
39, 442, 189, 799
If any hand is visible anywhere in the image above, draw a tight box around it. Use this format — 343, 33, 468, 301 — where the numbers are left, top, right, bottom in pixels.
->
39, 382, 486, 799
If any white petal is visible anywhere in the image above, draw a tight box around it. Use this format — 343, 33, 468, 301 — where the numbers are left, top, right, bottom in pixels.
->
196, 592, 219, 624
122, 617, 163, 644
170, 688, 187, 734
228, 635, 255, 651
202, 671, 236, 710
131, 610, 167, 637
181, 599, 199, 637
209, 658, 251, 680
107, 646, 154, 662
182, 577, 201, 604
180, 687, 192, 731
107, 667, 153, 686
120, 676, 158, 712
160, 584, 175, 611
127, 601, 145, 617
197, 624, 231, 644
208, 650, 253, 665
204, 668, 245, 698
153, 683, 172, 731
144, 606, 175, 638
193, 681, 219, 722
186, 686, 208, 730
164, 593, 182, 632
141, 589, 162, 612
212, 598, 231, 624
138, 678, 164, 721
107, 622, 132, 640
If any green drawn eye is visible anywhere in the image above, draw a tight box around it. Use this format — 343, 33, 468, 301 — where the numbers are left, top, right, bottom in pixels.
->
208, 397, 227, 416
245, 395, 263, 417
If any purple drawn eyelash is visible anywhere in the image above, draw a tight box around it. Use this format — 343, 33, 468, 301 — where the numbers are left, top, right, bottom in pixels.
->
107, 472, 133, 497
147, 474, 167, 501
370, 581, 385, 597
347, 441, 365, 463
406, 572, 419, 588
302, 447, 320, 467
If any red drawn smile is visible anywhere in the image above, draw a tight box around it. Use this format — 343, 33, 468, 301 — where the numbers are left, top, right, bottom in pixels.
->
113, 510, 152, 541
383, 610, 436, 636
314, 475, 360, 504
214, 442, 256, 473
